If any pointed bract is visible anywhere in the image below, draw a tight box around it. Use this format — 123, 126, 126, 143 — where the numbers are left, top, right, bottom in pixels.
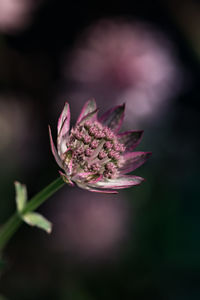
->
57, 103, 70, 156
86, 187, 118, 194
120, 152, 152, 174
57, 102, 70, 136
118, 130, 144, 152
77, 182, 118, 194
99, 103, 125, 133
92, 175, 144, 189
76, 98, 97, 124
78, 108, 99, 125
48, 125, 63, 168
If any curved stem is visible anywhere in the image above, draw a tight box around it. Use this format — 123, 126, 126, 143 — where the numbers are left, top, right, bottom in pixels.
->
0, 213, 22, 252
0, 177, 65, 252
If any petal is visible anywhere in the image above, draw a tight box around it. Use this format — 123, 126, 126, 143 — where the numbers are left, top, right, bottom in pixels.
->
92, 175, 144, 189
57, 133, 69, 156
117, 130, 144, 152
76, 182, 118, 194
57, 103, 70, 156
120, 152, 152, 174
76, 98, 97, 124
99, 103, 125, 133
86, 187, 118, 194
78, 108, 99, 125
57, 102, 70, 137
48, 125, 63, 168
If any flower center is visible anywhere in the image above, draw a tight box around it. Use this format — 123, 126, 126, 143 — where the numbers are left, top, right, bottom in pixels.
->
65, 121, 125, 180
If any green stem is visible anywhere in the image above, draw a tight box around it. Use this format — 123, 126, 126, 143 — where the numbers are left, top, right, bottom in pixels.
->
0, 177, 65, 252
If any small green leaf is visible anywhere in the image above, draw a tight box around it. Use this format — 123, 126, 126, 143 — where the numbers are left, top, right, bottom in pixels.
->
14, 181, 27, 213
23, 212, 52, 234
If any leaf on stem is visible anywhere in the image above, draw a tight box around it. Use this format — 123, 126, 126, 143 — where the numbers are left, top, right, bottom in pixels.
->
14, 181, 27, 213
14, 181, 53, 234
23, 212, 52, 234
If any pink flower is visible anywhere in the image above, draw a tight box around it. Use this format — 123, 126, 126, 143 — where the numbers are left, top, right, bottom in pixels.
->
0, 0, 42, 34
49, 99, 151, 193
64, 19, 182, 126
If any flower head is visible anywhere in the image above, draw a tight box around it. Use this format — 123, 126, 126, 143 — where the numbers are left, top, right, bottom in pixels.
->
49, 99, 151, 193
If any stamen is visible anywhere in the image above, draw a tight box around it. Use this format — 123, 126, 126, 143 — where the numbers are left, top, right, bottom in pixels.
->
85, 148, 93, 157
103, 127, 115, 140
104, 141, 113, 150
89, 140, 105, 161
105, 162, 116, 171
88, 126, 98, 136
90, 140, 99, 149
90, 163, 101, 172
108, 150, 120, 160
65, 119, 125, 180
113, 142, 125, 152
98, 150, 107, 160
83, 135, 92, 144
84, 121, 91, 129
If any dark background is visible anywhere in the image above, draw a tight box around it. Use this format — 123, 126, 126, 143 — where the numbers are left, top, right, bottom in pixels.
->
0, 0, 199, 299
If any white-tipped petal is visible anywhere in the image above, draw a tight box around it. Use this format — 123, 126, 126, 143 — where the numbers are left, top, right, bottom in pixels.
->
57, 103, 70, 156
48, 125, 63, 169
120, 152, 152, 174
91, 175, 144, 189
76, 182, 118, 194
57, 102, 70, 136
99, 103, 125, 133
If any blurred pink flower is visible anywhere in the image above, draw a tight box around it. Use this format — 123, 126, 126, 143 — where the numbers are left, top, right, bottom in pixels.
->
0, 0, 42, 33
49, 99, 151, 193
64, 19, 182, 126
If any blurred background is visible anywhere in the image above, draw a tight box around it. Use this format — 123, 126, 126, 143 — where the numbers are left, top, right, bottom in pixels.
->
0, 0, 199, 299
